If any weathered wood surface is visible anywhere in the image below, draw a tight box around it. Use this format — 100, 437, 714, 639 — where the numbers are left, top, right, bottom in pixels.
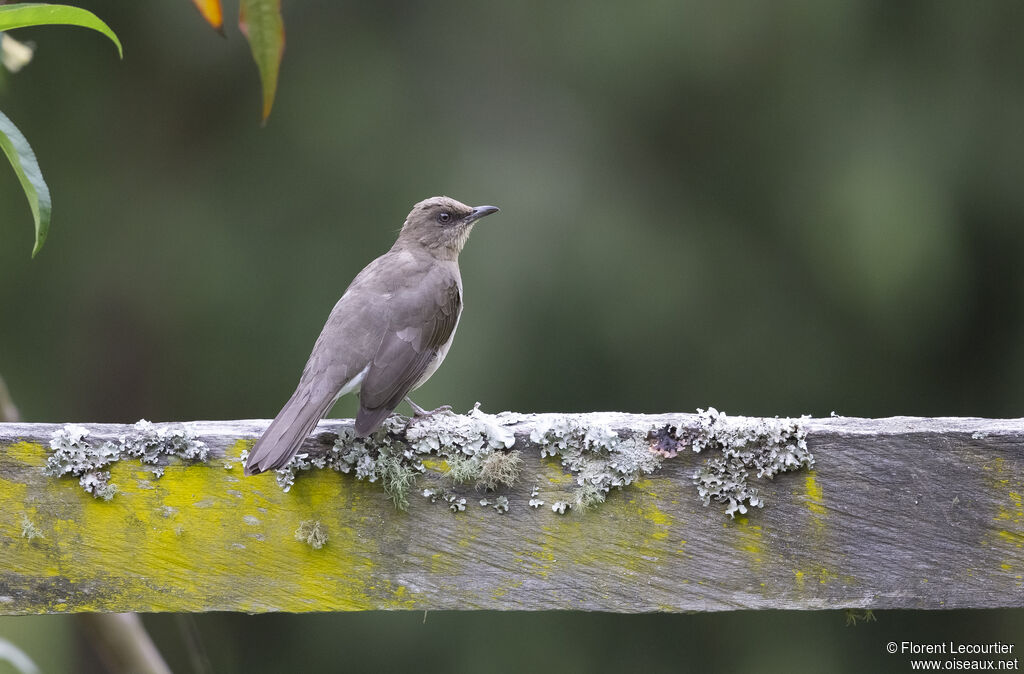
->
0, 414, 1021, 614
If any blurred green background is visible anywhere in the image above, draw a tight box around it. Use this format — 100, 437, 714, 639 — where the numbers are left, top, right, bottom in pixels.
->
2, 1, 1023, 672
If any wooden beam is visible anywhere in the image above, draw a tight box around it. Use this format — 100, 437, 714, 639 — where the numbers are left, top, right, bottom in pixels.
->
0, 413, 1021, 614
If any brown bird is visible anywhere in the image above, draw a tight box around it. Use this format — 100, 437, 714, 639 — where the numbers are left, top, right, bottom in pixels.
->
245, 196, 499, 475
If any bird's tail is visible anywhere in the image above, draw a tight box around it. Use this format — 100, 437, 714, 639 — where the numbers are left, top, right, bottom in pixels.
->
245, 388, 334, 475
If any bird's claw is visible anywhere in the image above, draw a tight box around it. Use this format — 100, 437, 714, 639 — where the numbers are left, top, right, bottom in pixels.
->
415, 404, 453, 418
405, 396, 453, 418
403, 399, 455, 434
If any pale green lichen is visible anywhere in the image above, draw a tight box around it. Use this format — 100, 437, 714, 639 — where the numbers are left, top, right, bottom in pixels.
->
277, 404, 525, 514
45, 421, 209, 499
42, 407, 812, 519
278, 406, 811, 517
479, 496, 509, 513
445, 494, 467, 512
19, 514, 43, 540
445, 455, 482, 484
528, 485, 544, 509
477, 450, 522, 490
572, 482, 607, 512
378, 453, 417, 510
530, 414, 662, 513
650, 407, 813, 517
295, 520, 328, 549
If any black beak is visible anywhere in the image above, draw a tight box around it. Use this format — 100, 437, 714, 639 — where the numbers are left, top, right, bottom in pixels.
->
467, 205, 500, 222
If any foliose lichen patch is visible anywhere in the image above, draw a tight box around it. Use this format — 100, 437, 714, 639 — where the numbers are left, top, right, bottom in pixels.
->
529, 414, 662, 515
44, 421, 209, 500
649, 407, 814, 517
43, 407, 813, 518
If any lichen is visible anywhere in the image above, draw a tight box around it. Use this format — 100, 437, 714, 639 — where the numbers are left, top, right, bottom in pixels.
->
294, 520, 328, 549
266, 406, 811, 518
650, 407, 813, 518
274, 404, 526, 514
445, 494, 467, 512
530, 414, 662, 513
20, 514, 43, 540
44, 420, 209, 499
528, 485, 544, 509
445, 455, 482, 484
477, 450, 522, 490
41, 407, 813, 519
572, 482, 607, 512
378, 453, 417, 510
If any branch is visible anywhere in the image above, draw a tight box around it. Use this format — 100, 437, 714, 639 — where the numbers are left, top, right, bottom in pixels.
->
78, 613, 172, 674
0, 411, 1021, 613
0, 374, 19, 423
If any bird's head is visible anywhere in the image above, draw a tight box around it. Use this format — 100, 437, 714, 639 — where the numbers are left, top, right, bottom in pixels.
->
398, 196, 499, 258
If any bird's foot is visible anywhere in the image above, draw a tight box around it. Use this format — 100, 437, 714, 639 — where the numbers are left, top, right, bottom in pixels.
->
405, 397, 453, 418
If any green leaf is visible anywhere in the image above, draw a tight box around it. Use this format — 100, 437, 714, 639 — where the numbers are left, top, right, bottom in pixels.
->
239, 0, 284, 123
0, 109, 51, 257
0, 3, 122, 58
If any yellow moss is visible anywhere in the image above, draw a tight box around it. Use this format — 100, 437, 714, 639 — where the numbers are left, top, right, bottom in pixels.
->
632, 479, 673, 541
6, 442, 45, 466
4, 441, 440, 612
996, 491, 1022, 524
729, 516, 764, 564
804, 472, 826, 516
421, 458, 449, 473
982, 457, 1023, 580
491, 577, 523, 600
428, 552, 456, 575
540, 457, 572, 485
516, 525, 557, 578
997, 530, 1023, 546
225, 439, 254, 469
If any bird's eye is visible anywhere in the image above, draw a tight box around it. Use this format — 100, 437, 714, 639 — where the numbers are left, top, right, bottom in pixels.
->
438, 211, 451, 223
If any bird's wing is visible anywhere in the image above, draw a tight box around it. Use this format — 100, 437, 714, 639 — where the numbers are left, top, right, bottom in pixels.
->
245, 266, 392, 474
355, 279, 461, 435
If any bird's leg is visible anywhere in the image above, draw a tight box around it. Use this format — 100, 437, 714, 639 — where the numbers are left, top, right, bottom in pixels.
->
405, 396, 453, 418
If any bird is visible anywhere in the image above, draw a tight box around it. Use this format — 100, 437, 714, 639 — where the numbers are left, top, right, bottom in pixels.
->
245, 196, 500, 475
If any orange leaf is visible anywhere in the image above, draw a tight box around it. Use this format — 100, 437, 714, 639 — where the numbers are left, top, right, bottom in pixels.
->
191, 0, 224, 33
